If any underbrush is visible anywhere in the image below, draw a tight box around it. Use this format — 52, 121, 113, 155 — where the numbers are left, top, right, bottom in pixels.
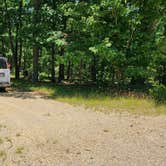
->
12, 79, 166, 115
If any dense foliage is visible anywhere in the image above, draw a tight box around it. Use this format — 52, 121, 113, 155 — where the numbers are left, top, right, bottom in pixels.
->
0, 0, 165, 100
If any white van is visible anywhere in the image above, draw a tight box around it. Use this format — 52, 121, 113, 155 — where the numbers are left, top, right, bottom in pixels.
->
0, 57, 10, 90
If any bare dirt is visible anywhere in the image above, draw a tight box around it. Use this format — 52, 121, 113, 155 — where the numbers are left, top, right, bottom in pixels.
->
0, 91, 166, 166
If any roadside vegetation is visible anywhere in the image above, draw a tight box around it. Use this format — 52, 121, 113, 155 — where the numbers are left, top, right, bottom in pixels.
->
1, 1, 165, 113
13, 79, 166, 115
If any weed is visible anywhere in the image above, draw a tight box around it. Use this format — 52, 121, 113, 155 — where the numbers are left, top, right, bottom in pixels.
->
16, 147, 24, 154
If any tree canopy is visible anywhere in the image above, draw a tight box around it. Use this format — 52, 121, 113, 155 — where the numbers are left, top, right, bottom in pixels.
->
0, 0, 165, 100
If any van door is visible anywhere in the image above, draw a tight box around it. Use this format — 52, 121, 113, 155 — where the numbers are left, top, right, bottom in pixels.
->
0, 58, 10, 86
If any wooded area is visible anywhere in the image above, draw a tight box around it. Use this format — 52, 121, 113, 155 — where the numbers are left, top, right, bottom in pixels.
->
0, 0, 165, 101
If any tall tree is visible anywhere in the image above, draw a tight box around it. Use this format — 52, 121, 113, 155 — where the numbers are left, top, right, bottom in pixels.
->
32, 0, 42, 82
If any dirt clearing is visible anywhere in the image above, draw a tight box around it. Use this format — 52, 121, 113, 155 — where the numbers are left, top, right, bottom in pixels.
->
0, 92, 166, 166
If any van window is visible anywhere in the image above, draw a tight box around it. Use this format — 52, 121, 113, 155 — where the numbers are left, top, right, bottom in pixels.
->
0, 59, 7, 69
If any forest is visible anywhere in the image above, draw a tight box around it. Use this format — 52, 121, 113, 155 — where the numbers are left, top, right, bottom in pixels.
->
0, 0, 165, 101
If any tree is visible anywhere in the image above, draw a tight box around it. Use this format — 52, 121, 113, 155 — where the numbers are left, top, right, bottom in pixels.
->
0, 0, 165, 100
32, 0, 42, 82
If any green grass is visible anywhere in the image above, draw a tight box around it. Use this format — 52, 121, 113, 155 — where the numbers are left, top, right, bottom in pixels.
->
12, 79, 166, 115
0, 138, 3, 144
0, 151, 6, 158
15, 147, 24, 154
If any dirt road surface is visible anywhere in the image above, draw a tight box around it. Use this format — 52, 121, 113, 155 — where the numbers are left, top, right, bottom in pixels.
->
0, 92, 166, 166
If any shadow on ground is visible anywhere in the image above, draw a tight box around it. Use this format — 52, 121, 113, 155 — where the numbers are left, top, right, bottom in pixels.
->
0, 79, 149, 100
0, 91, 38, 99
10, 79, 105, 99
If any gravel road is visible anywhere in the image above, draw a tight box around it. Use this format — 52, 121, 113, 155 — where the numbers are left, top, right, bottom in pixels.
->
0, 92, 166, 166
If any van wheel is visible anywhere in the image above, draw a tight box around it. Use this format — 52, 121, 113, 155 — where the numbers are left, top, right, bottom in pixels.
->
0, 87, 6, 92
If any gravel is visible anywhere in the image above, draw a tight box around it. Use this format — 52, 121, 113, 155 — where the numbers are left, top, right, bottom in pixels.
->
0, 92, 165, 166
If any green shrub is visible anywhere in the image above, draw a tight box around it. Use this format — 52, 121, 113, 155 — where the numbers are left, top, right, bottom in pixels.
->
150, 82, 166, 102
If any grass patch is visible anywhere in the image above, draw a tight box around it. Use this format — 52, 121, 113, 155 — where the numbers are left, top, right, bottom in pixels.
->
15, 147, 24, 154
58, 95, 166, 115
0, 124, 6, 130
0, 151, 6, 158
0, 138, 3, 144
12, 79, 166, 115
16, 133, 21, 137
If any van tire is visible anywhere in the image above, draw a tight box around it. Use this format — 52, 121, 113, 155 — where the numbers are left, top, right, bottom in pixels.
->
0, 87, 6, 92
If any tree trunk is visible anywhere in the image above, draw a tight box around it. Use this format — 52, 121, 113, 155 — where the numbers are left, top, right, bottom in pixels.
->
32, 0, 42, 82
32, 46, 39, 82
51, 44, 55, 82
67, 60, 71, 80
15, 25, 19, 79
18, 0, 23, 76
91, 55, 97, 82
4, 0, 16, 75
58, 47, 64, 82
19, 40, 22, 72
